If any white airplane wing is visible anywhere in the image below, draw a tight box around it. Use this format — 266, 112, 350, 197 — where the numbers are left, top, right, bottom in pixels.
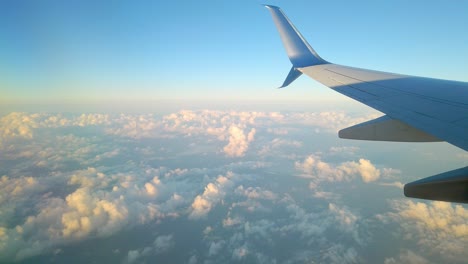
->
264, 5, 468, 203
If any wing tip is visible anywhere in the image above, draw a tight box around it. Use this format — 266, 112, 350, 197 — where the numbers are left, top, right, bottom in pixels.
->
263, 5, 280, 9
263, 4, 326, 68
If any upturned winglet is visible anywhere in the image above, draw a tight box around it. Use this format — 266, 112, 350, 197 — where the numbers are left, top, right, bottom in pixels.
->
264, 5, 327, 71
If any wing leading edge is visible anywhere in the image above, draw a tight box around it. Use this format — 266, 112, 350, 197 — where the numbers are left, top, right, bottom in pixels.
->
264, 5, 468, 203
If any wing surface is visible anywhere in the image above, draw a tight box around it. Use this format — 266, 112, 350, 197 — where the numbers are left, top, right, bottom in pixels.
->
300, 64, 468, 151
264, 5, 468, 203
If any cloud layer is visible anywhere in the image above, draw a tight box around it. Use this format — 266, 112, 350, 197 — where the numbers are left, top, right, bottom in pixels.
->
0, 110, 466, 263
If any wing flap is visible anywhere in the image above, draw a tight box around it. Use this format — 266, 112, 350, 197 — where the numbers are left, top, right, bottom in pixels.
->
404, 167, 468, 203
339, 115, 441, 142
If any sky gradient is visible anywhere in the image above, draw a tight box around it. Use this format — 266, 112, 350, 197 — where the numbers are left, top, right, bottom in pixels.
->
0, 1, 467, 263
1, 0, 468, 104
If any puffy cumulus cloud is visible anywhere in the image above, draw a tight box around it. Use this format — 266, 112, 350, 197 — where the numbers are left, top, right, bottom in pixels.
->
62, 187, 128, 238
189, 172, 235, 219
296, 155, 381, 183
0, 112, 39, 142
223, 126, 256, 157
0, 108, 416, 263
0, 165, 194, 261
144, 182, 157, 196
125, 234, 174, 263
296, 155, 341, 181
384, 200, 468, 262
354, 159, 380, 183
0, 186, 130, 260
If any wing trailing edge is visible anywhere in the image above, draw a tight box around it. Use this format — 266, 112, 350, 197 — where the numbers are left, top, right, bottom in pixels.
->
339, 115, 441, 142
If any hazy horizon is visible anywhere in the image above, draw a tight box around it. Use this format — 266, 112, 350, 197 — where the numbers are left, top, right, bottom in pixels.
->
1, 0, 467, 263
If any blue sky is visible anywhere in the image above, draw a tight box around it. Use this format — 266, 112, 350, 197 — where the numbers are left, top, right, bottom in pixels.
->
1, 2, 467, 263
1, 0, 467, 104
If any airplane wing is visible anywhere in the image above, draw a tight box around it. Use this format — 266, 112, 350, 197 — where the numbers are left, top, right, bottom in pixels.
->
264, 5, 468, 203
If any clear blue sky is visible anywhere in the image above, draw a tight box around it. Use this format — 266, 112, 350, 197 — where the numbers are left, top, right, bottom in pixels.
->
1, 0, 467, 103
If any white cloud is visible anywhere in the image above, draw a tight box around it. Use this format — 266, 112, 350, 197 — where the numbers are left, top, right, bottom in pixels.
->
0, 109, 429, 263
0, 113, 114, 148
189, 172, 235, 219
384, 200, 468, 262
355, 159, 380, 183
0, 164, 191, 261
144, 182, 157, 196
0, 112, 38, 143
223, 126, 255, 157
296, 155, 380, 183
